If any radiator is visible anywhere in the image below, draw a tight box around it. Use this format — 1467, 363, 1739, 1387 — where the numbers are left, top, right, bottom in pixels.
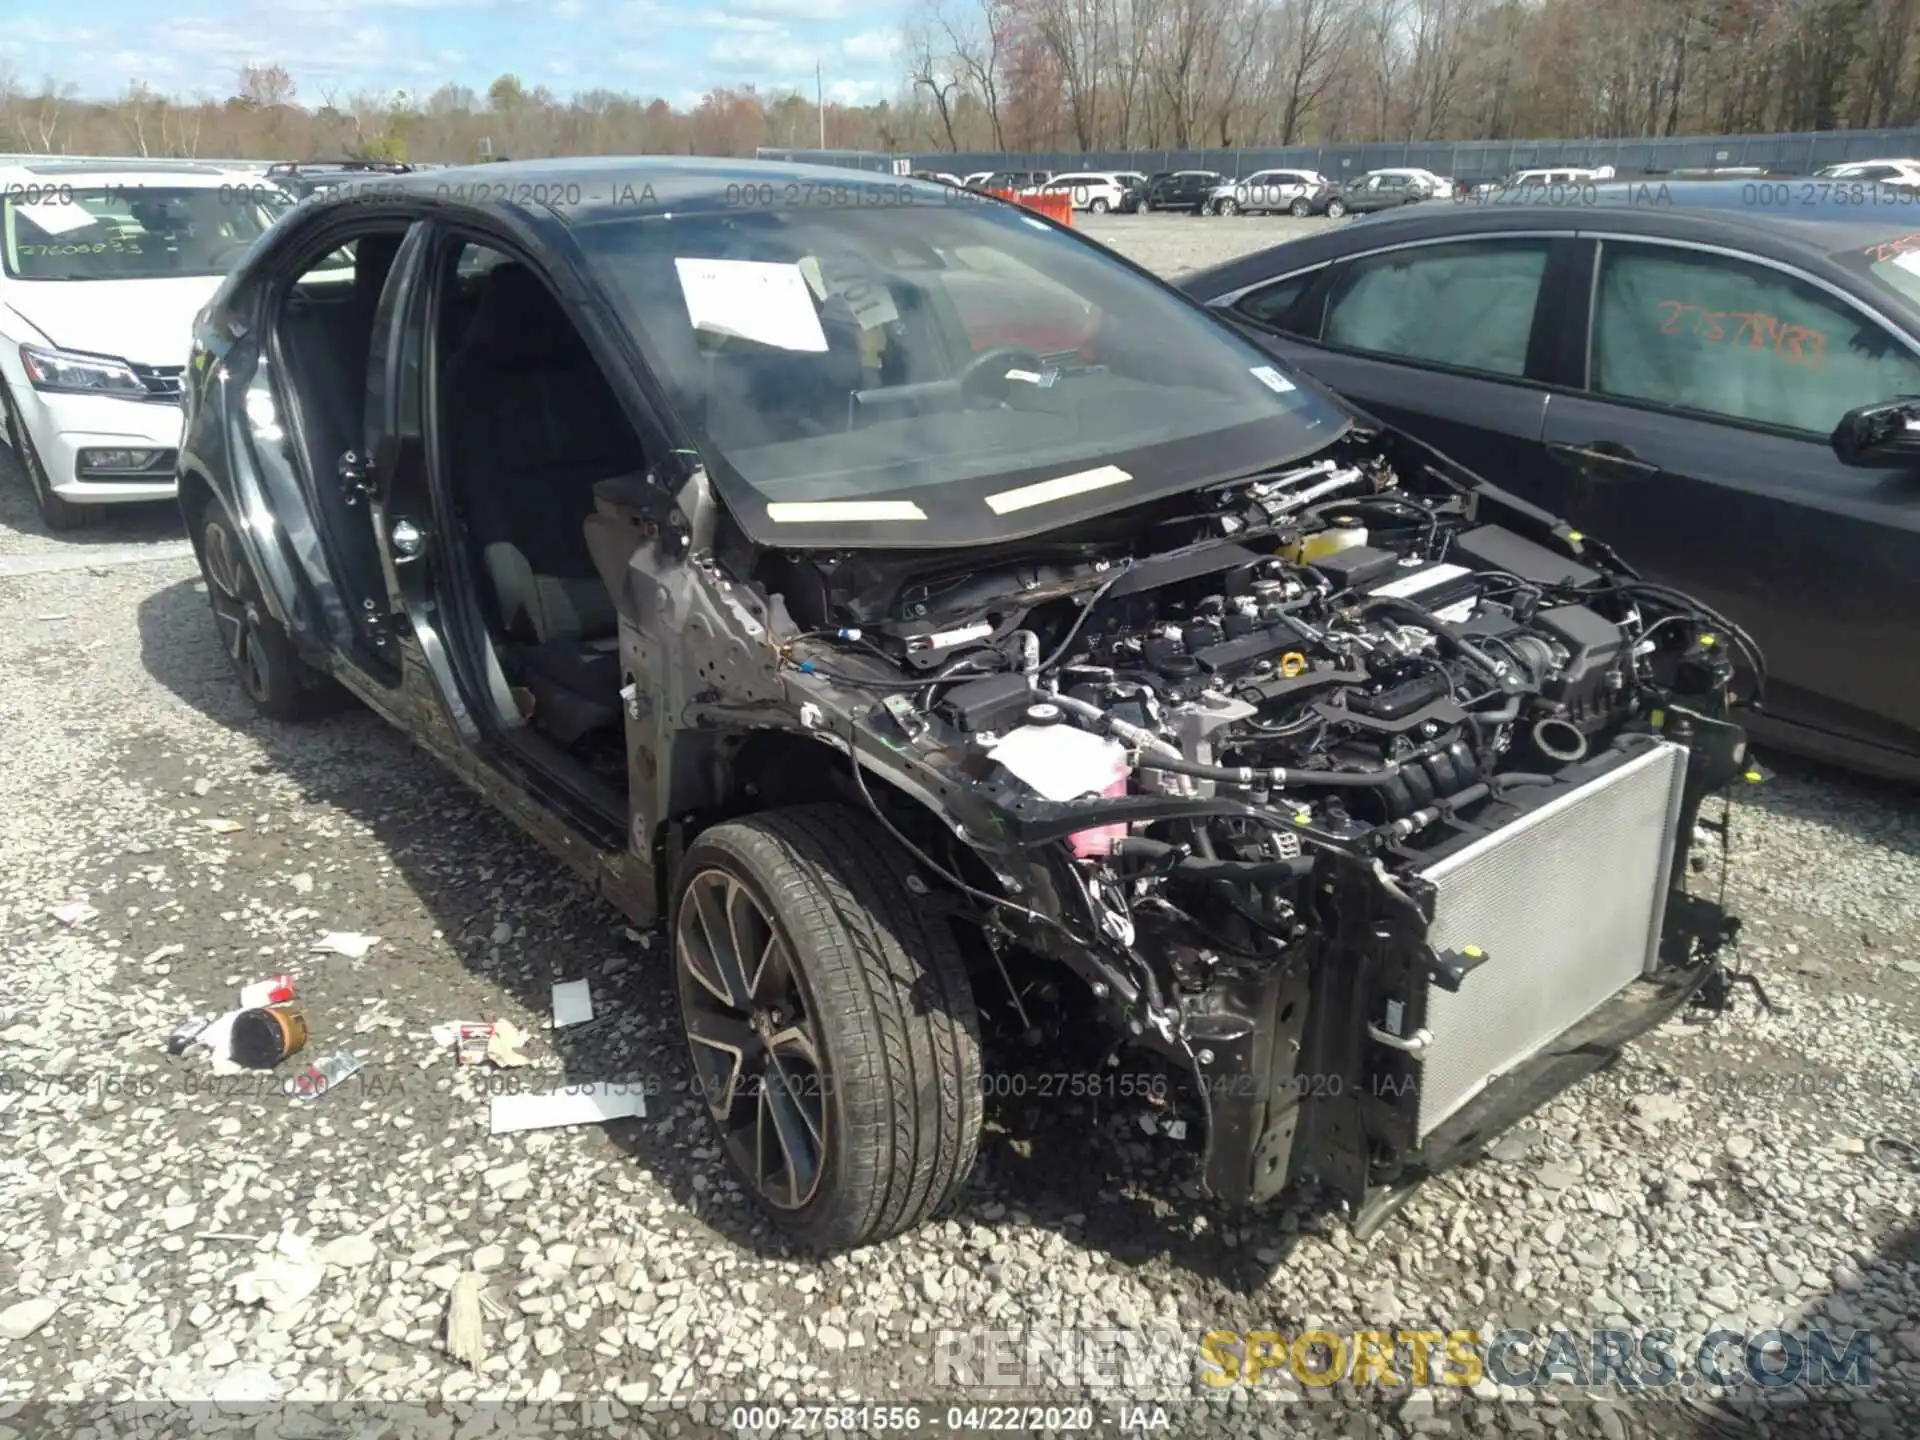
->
1412, 740, 1689, 1140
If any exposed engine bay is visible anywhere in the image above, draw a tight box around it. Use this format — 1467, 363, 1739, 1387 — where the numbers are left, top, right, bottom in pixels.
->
659, 425, 1757, 1223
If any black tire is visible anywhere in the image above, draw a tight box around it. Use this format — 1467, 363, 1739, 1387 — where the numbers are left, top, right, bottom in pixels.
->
1218, 197, 1241, 216
673, 803, 983, 1252
1088, 197, 1109, 213
1, 383, 91, 532
1325, 197, 1348, 218
1138, 198, 1153, 213
1289, 196, 1312, 217
191, 494, 340, 720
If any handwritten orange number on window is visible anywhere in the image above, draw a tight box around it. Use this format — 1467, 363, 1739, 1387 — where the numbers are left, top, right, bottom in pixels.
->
1653, 299, 1825, 370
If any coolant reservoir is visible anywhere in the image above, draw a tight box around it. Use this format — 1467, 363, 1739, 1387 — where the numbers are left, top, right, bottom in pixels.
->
987, 724, 1131, 858
1286, 523, 1369, 564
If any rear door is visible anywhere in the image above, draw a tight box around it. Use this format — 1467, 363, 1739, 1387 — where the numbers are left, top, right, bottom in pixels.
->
1538, 234, 1920, 760
1259, 233, 1574, 482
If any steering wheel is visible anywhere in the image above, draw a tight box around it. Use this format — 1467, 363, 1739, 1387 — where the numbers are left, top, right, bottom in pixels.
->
957, 345, 1048, 409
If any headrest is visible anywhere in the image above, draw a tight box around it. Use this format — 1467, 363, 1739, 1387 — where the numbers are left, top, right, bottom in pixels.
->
461, 262, 584, 367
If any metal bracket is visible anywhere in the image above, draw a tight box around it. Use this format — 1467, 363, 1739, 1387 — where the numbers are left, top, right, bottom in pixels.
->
1428, 944, 1490, 993
1367, 1020, 1434, 1056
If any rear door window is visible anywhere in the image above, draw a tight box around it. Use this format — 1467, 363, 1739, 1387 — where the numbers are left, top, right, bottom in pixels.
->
1588, 240, 1920, 436
1322, 239, 1552, 376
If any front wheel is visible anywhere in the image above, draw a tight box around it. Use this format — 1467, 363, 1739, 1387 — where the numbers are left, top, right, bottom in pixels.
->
2, 384, 90, 532
1218, 198, 1241, 216
674, 804, 983, 1251
1325, 197, 1348, 218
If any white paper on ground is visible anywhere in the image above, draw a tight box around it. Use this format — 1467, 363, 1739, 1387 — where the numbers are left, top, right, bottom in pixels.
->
551, 979, 594, 1028
675, 258, 827, 352
489, 1082, 648, 1134
311, 931, 380, 959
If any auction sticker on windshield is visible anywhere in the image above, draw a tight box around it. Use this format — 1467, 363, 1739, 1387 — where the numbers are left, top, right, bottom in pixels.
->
766, 500, 929, 523
675, 257, 828, 352
985, 465, 1132, 515
1251, 365, 1296, 393
13, 200, 94, 236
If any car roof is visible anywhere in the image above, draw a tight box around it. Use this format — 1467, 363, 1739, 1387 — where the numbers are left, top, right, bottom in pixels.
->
1179, 183, 1920, 310
0, 160, 261, 188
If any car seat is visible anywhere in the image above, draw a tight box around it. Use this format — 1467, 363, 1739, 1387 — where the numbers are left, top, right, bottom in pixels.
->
442, 262, 644, 743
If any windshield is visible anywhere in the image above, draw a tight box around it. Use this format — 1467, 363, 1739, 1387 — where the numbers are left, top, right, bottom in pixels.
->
1, 184, 288, 280
575, 198, 1344, 540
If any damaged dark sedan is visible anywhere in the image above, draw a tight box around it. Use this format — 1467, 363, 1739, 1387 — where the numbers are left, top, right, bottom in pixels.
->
178, 158, 1756, 1252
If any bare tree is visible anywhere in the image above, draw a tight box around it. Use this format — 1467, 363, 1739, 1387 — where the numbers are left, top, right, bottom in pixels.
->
906, 20, 965, 148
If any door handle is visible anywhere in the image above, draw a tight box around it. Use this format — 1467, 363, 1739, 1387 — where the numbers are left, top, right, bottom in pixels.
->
1547, 440, 1660, 477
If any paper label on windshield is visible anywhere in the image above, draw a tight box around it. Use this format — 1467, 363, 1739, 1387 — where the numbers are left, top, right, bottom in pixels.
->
1251, 365, 1296, 393
14, 201, 94, 236
675, 258, 827, 352
799, 254, 900, 331
1893, 249, 1920, 277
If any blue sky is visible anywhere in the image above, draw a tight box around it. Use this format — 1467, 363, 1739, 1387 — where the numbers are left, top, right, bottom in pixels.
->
1, 0, 910, 111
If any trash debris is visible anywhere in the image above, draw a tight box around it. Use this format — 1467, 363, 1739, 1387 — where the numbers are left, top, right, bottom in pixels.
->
166, 1014, 218, 1057
453, 1022, 493, 1066
232, 1257, 326, 1314
1163, 1118, 1189, 1141
431, 1017, 533, 1067
142, 943, 187, 965
289, 1050, 366, 1101
231, 1006, 309, 1068
485, 1018, 532, 1068
197, 1011, 245, 1074
52, 902, 98, 927
311, 932, 379, 959
446, 1272, 486, 1369
198, 818, 247, 834
238, 973, 295, 1009
489, 1081, 648, 1135
551, 979, 594, 1028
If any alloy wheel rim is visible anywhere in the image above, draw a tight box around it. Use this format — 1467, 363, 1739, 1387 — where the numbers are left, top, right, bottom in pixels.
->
675, 867, 827, 1210
203, 519, 271, 702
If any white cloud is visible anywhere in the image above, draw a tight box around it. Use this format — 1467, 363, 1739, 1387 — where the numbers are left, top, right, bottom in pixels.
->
826, 77, 890, 105
727, 0, 859, 18
707, 28, 805, 73
553, 0, 586, 16
840, 29, 900, 64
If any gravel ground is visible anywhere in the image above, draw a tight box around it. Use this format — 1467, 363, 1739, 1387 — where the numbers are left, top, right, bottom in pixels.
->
1, 215, 1917, 1439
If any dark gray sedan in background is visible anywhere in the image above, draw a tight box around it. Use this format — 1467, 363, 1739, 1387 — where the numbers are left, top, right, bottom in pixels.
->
1180, 184, 1920, 781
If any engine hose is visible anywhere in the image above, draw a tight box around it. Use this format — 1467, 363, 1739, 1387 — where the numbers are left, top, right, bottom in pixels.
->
1108, 836, 1314, 882
1360, 595, 1519, 691
1143, 752, 1406, 788
1046, 691, 1184, 760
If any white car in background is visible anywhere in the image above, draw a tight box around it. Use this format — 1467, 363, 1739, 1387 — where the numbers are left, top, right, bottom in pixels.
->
1026, 171, 1132, 213
1205, 168, 1337, 215
0, 162, 286, 529
1363, 166, 1458, 198
1814, 157, 1920, 184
